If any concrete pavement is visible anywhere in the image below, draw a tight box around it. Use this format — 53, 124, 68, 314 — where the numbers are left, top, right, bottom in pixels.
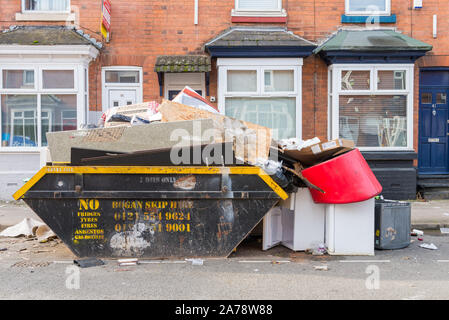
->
0, 232, 448, 300
410, 200, 449, 230
1, 199, 449, 300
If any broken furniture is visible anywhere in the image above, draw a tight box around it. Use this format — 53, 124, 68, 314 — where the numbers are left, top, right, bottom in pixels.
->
325, 199, 375, 256
263, 188, 325, 251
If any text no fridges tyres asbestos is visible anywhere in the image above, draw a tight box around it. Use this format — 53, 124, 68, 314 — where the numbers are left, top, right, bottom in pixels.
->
13, 166, 287, 258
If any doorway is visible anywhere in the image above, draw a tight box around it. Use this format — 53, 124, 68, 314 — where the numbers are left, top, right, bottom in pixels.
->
102, 67, 143, 112
419, 70, 449, 174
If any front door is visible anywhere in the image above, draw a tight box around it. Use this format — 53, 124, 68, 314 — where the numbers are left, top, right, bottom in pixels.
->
418, 88, 449, 174
108, 89, 137, 109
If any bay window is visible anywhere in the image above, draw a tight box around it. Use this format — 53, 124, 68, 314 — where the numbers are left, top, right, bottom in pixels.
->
345, 0, 391, 15
218, 58, 302, 140
1, 65, 83, 149
329, 64, 413, 150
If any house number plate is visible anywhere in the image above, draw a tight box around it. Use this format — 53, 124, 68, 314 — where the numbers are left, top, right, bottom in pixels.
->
428, 138, 440, 143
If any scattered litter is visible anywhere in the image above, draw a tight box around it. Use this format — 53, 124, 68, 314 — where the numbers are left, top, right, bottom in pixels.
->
53, 260, 73, 264
253, 269, 259, 272
18, 248, 27, 252
161, 260, 186, 264
11, 261, 51, 268
0, 248, 7, 252
118, 258, 138, 266
444, 213, 449, 217
440, 228, 449, 234
271, 260, 291, 264
35, 225, 57, 243
35, 250, 52, 253
411, 229, 424, 236
0, 218, 45, 238
139, 260, 163, 264
74, 257, 105, 268
314, 265, 329, 271
312, 243, 327, 256
419, 243, 438, 250
185, 258, 204, 266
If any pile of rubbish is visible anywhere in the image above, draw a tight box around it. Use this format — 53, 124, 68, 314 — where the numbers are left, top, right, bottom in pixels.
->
45, 86, 361, 196
12, 85, 385, 259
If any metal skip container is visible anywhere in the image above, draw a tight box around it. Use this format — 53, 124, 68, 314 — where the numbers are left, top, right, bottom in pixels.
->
13, 165, 287, 258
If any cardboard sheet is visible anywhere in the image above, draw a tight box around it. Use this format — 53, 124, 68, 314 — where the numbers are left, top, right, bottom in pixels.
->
283, 139, 354, 167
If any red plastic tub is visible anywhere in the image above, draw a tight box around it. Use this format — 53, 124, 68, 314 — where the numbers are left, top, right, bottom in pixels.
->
301, 149, 382, 204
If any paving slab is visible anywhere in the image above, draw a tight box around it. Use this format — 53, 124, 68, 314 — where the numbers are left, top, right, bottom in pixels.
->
411, 200, 449, 230
0, 201, 41, 231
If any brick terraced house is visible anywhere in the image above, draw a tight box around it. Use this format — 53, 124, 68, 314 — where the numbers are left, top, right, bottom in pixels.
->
0, 0, 448, 200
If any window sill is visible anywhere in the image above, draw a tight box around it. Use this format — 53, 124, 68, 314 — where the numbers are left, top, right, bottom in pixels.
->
341, 14, 396, 24
15, 12, 75, 22
0, 147, 42, 153
231, 9, 287, 23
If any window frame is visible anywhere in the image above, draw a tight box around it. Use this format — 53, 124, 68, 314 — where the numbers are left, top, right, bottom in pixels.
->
22, 0, 71, 13
2, 67, 38, 91
163, 73, 206, 100
345, 0, 391, 16
101, 66, 144, 113
0, 63, 85, 152
217, 58, 302, 140
232, 0, 286, 17
329, 63, 414, 151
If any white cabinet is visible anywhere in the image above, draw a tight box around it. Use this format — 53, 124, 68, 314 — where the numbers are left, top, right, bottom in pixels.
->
325, 198, 375, 256
263, 188, 325, 251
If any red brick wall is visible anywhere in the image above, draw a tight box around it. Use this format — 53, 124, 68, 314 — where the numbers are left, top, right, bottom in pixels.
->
0, 0, 448, 149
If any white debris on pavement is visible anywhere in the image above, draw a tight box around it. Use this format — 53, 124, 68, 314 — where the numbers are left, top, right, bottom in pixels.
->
419, 243, 438, 250
186, 258, 204, 266
0, 218, 44, 238
314, 265, 329, 271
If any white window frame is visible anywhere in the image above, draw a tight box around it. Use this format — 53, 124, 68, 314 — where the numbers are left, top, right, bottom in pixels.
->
0, 63, 86, 152
2, 67, 37, 90
329, 63, 414, 151
164, 73, 206, 100
10, 108, 38, 147
217, 58, 302, 140
232, 0, 287, 17
101, 66, 143, 112
345, 0, 391, 16
22, 0, 71, 13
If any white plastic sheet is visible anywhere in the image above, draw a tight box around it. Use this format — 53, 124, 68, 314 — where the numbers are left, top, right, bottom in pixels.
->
172, 86, 218, 114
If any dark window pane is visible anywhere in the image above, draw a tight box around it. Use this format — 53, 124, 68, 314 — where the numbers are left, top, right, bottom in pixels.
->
339, 95, 407, 147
